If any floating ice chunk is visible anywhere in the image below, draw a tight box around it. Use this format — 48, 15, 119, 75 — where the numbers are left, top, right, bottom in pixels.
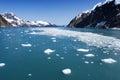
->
5, 47, 9, 49
91, 61, 94, 64
73, 39, 77, 42
29, 49, 32, 52
44, 49, 55, 55
52, 40, 57, 42
21, 44, 32, 47
77, 48, 89, 52
114, 53, 118, 55
85, 54, 95, 57
62, 68, 71, 75
51, 37, 56, 40
56, 54, 60, 56
101, 58, 117, 64
15, 48, 18, 50
47, 57, 51, 59
84, 61, 89, 64
0, 63, 6, 67
51, 37, 57, 42
76, 54, 79, 56
29, 28, 120, 50
60, 57, 64, 60
28, 74, 32, 76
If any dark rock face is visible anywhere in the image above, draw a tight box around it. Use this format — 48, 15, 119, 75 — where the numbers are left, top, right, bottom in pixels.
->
67, 0, 120, 28
0, 15, 12, 27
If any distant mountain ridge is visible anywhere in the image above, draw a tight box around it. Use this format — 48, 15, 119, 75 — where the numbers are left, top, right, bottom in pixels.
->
0, 12, 56, 27
67, 0, 120, 29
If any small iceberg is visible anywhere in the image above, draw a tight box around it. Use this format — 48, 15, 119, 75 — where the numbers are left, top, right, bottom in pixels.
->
77, 48, 89, 52
84, 61, 89, 64
51, 37, 57, 42
0, 63, 6, 67
28, 74, 32, 76
85, 54, 95, 57
21, 44, 32, 47
62, 68, 71, 75
101, 58, 117, 64
44, 49, 55, 55
51, 37, 56, 40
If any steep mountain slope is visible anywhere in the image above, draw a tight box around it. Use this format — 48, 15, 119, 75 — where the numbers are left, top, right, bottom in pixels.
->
0, 15, 12, 27
67, 0, 120, 29
1, 12, 56, 27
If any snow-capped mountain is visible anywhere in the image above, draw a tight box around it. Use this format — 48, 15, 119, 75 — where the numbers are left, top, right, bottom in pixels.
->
67, 0, 120, 29
1, 12, 56, 27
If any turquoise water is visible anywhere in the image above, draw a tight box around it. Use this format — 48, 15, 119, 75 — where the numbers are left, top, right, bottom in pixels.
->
0, 27, 120, 80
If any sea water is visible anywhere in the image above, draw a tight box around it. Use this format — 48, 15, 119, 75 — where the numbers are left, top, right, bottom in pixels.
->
0, 27, 120, 80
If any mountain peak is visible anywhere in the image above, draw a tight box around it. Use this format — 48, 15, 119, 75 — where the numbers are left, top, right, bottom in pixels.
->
1, 12, 56, 27
3, 12, 16, 17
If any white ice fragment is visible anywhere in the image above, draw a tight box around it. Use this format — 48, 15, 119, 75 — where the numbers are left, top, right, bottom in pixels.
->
73, 39, 77, 42
51, 37, 56, 40
29, 28, 120, 50
91, 61, 94, 64
47, 57, 51, 60
28, 74, 32, 76
21, 44, 32, 47
0, 63, 6, 67
85, 54, 95, 57
84, 61, 89, 64
44, 49, 55, 55
56, 54, 59, 56
62, 68, 71, 75
76, 54, 79, 56
114, 53, 118, 55
52, 40, 57, 42
15, 48, 18, 50
101, 58, 117, 64
5, 47, 9, 49
60, 57, 64, 60
77, 48, 89, 52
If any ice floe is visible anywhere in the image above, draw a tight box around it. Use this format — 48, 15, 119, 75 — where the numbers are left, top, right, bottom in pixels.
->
51, 37, 57, 42
62, 68, 71, 75
56, 54, 60, 56
21, 44, 32, 47
28, 74, 32, 76
44, 49, 55, 55
0, 63, 6, 67
29, 28, 120, 50
90, 61, 94, 64
77, 48, 89, 52
84, 54, 95, 57
76, 54, 79, 56
114, 53, 118, 55
101, 58, 117, 64
47, 57, 51, 60
84, 61, 89, 64
60, 57, 64, 60
5, 47, 9, 49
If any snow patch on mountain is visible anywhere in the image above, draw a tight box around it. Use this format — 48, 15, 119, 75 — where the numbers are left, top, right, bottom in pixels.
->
2, 12, 54, 27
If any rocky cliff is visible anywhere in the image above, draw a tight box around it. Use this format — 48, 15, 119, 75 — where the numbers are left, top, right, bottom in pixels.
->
67, 0, 120, 29
0, 15, 12, 27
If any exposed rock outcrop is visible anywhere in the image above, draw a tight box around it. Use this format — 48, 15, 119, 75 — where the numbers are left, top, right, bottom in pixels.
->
0, 15, 12, 27
67, 0, 120, 29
